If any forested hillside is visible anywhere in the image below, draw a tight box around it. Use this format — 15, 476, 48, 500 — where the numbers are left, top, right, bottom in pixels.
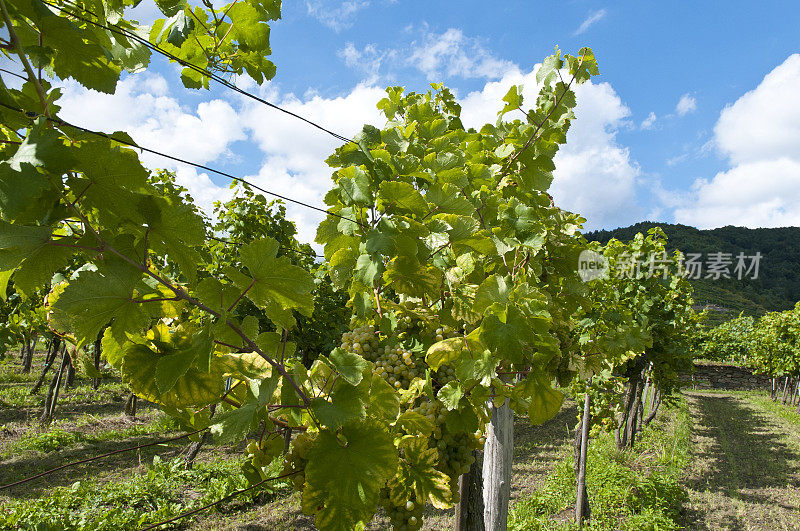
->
585, 223, 800, 323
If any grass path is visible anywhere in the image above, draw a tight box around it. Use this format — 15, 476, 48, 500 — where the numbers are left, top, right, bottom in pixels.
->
683, 391, 800, 530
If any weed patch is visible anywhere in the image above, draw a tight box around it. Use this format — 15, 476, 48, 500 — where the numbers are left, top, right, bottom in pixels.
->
509, 396, 691, 530
0, 455, 289, 530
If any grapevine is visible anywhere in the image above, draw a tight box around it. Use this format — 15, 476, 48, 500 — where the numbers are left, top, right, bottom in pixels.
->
0, 1, 609, 529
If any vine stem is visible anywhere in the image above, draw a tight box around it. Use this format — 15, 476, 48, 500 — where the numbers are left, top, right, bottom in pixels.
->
500, 51, 586, 174
0, 0, 50, 117
373, 287, 383, 318
227, 277, 255, 312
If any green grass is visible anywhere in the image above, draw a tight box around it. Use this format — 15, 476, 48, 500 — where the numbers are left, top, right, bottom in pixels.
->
747, 393, 800, 426
509, 396, 691, 530
1, 414, 179, 458
0, 353, 36, 384
0, 371, 127, 411
691, 389, 800, 426
0, 455, 290, 531
681, 390, 800, 529
4, 427, 82, 455
0, 385, 39, 408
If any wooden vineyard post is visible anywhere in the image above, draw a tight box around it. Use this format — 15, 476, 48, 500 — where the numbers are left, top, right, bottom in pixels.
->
41, 347, 70, 424
92, 333, 103, 390
782, 376, 790, 404
482, 399, 513, 530
575, 389, 591, 526
31, 338, 60, 395
455, 450, 484, 531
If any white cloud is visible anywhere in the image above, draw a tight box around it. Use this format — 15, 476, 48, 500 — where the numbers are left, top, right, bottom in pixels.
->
459, 69, 642, 230
408, 28, 517, 80
551, 82, 641, 229
674, 159, 800, 228
338, 42, 392, 85
675, 93, 697, 116
573, 9, 607, 36
640, 111, 657, 130
55, 62, 643, 244
305, 0, 371, 32
237, 68, 642, 240
674, 55, 800, 228
340, 27, 517, 83
714, 54, 800, 166
666, 153, 689, 166
56, 75, 244, 219
237, 84, 386, 245
54, 71, 386, 247
173, 166, 231, 214
58, 75, 245, 169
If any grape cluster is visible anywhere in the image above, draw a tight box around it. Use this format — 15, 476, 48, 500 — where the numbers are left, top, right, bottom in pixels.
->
435, 431, 481, 478
396, 308, 461, 345
433, 365, 457, 387
410, 399, 485, 500
340, 324, 380, 361
379, 490, 424, 531
334, 315, 488, 531
432, 324, 460, 343
374, 343, 425, 389
282, 443, 307, 491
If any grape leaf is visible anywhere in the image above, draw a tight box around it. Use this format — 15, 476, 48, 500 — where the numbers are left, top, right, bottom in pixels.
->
394, 411, 433, 436
513, 374, 563, 425
328, 348, 369, 386
302, 419, 398, 531
49, 261, 152, 345
0, 162, 54, 223
211, 400, 261, 444
426, 333, 484, 372
310, 381, 366, 429
437, 381, 462, 411
119, 342, 225, 408
378, 181, 427, 216
367, 373, 400, 422
221, 351, 273, 380
389, 437, 451, 509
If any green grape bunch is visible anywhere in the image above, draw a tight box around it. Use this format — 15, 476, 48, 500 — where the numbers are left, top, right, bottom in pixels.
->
379, 490, 425, 531
375, 343, 424, 390
340, 324, 380, 361
282, 432, 314, 492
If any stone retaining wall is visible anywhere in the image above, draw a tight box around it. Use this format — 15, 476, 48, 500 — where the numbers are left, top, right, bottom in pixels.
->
681, 363, 771, 390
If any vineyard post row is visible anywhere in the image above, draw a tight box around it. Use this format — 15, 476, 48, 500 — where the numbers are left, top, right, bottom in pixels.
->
697, 304, 800, 410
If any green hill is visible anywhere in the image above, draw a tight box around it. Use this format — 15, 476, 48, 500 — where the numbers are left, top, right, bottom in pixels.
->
584, 222, 800, 325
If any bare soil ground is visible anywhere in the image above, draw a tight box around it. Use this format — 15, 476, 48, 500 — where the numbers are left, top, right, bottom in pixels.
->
683, 391, 800, 530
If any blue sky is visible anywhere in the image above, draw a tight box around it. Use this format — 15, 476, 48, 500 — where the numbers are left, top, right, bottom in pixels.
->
7, 1, 800, 246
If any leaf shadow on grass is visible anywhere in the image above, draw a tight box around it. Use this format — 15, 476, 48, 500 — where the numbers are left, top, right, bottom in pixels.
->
683, 392, 800, 530
0, 435, 185, 500
0, 389, 140, 422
